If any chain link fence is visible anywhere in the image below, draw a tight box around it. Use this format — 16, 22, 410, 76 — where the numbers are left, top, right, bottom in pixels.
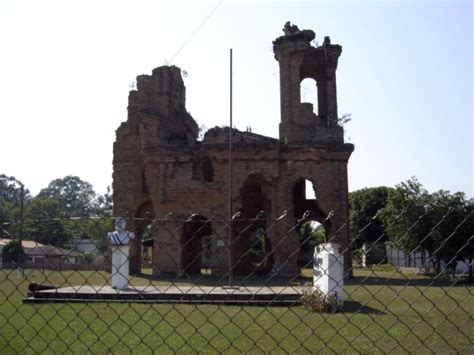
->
1, 208, 473, 353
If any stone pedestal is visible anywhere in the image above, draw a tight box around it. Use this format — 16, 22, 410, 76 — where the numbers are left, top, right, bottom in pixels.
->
314, 243, 344, 306
111, 245, 130, 290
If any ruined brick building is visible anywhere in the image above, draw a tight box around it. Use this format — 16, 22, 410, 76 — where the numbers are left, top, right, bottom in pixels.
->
112, 23, 354, 277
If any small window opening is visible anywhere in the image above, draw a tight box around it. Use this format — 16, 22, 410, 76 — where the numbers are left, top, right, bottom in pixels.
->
300, 78, 318, 115
305, 179, 316, 200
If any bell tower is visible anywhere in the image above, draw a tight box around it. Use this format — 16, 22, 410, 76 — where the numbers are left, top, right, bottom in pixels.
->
273, 22, 344, 144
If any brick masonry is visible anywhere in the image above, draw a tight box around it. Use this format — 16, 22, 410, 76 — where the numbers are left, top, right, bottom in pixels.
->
112, 23, 354, 277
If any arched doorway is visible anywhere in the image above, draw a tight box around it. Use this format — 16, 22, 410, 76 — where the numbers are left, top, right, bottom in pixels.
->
293, 179, 330, 268
297, 219, 327, 267
237, 174, 274, 275
248, 227, 274, 275
135, 201, 155, 274
181, 215, 212, 275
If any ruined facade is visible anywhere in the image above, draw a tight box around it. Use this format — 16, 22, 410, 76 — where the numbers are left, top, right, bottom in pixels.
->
112, 23, 354, 277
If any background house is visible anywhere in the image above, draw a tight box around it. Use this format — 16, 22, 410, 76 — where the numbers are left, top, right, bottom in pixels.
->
0, 238, 81, 269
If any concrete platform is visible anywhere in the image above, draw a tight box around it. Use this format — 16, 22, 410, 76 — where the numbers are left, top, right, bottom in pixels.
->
24, 285, 306, 306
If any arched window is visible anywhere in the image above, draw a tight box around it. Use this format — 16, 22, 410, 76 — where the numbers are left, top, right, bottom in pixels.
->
300, 78, 318, 115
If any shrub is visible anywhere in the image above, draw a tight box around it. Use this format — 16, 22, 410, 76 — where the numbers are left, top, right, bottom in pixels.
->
300, 288, 340, 313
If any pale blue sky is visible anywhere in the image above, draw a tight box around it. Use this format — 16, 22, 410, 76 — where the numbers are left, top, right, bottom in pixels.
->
0, 0, 472, 197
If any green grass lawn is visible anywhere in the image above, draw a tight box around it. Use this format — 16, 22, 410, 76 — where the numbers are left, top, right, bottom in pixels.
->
0, 268, 473, 354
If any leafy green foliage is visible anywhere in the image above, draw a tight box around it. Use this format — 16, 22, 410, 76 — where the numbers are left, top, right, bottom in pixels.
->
37, 175, 97, 217
2, 240, 25, 263
0, 198, 10, 232
249, 228, 267, 263
23, 198, 71, 246
0, 174, 30, 229
298, 221, 326, 267
349, 186, 392, 249
380, 177, 473, 275
1, 173, 112, 250
300, 221, 326, 252
380, 177, 432, 253
0, 174, 31, 206
427, 190, 473, 275
348, 179, 473, 277
92, 186, 112, 217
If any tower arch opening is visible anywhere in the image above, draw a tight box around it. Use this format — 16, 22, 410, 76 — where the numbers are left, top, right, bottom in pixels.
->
300, 78, 318, 115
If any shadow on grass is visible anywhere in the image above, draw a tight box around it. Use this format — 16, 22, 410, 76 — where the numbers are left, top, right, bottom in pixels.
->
342, 300, 385, 315
346, 275, 469, 288
134, 266, 473, 290
134, 271, 470, 289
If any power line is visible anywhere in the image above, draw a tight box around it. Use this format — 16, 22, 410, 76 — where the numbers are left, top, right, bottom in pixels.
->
169, 0, 224, 64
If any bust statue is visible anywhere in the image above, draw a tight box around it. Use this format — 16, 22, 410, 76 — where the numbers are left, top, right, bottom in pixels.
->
108, 218, 134, 245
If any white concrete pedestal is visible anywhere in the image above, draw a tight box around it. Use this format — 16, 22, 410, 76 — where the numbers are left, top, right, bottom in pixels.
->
111, 245, 130, 290
314, 243, 344, 307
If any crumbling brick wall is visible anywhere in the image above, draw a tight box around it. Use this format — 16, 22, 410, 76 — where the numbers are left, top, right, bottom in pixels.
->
112, 23, 354, 277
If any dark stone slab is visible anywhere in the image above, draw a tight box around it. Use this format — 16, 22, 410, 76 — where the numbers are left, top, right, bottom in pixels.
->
24, 285, 306, 306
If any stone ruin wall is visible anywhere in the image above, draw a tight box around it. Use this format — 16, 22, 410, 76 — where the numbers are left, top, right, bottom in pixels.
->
112, 23, 354, 277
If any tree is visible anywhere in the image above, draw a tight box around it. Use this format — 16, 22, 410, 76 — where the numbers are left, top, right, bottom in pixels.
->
2, 240, 25, 263
92, 186, 112, 217
427, 191, 473, 277
37, 175, 96, 217
349, 186, 392, 250
459, 200, 474, 281
0, 174, 32, 241
380, 177, 432, 256
299, 221, 326, 251
0, 174, 31, 227
23, 198, 71, 246
0, 174, 31, 205
0, 198, 10, 234
381, 177, 473, 275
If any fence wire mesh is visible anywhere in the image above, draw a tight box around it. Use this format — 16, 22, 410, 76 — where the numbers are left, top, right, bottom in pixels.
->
0, 208, 473, 353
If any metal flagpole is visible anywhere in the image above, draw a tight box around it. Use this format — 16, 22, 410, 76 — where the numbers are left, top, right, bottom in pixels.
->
228, 48, 234, 287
